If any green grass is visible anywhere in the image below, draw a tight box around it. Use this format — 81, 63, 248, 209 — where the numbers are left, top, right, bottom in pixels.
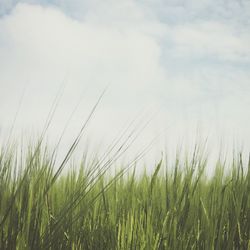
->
0, 141, 249, 250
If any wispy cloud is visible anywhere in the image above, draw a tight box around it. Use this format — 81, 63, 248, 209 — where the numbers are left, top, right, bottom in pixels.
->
164, 21, 250, 62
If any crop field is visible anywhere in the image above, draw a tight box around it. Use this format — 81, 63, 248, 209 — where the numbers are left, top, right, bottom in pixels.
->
0, 94, 249, 250
1, 0, 250, 249
0, 138, 249, 249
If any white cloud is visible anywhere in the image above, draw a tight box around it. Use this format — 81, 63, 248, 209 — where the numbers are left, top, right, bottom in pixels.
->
0, 3, 165, 94
0, 2, 250, 172
0, 3, 167, 164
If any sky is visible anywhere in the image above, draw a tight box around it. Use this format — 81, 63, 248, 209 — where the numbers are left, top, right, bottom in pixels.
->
0, 0, 250, 171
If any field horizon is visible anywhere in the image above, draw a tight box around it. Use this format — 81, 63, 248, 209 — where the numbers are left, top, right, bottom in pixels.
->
0, 135, 249, 249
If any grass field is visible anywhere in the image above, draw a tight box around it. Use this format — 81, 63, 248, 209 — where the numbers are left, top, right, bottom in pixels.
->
0, 139, 249, 250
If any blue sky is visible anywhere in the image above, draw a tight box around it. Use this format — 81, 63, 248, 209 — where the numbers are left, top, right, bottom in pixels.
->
0, 0, 250, 170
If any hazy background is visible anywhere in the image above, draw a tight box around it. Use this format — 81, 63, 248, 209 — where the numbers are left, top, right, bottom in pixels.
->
1, 0, 250, 172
